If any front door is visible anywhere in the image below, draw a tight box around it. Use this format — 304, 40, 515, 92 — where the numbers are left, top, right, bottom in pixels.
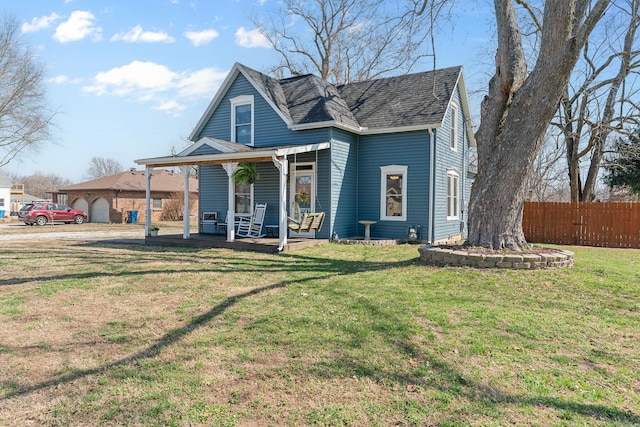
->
289, 163, 315, 237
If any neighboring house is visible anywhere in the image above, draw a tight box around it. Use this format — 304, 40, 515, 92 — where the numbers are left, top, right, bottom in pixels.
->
136, 62, 476, 248
57, 169, 198, 223
10, 192, 47, 216
0, 170, 10, 219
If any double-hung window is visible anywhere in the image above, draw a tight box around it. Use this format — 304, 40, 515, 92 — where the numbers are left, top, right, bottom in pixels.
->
447, 169, 459, 220
234, 182, 253, 214
380, 165, 408, 221
230, 95, 254, 145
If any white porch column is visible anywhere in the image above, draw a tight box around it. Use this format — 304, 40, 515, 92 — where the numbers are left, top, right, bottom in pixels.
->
222, 161, 239, 242
181, 165, 191, 239
145, 166, 152, 236
272, 155, 288, 251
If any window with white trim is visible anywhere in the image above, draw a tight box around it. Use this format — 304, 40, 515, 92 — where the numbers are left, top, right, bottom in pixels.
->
447, 170, 459, 220
234, 182, 253, 214
450, 103, 458, 151
230, 95, 254, 145
380, 165, 407, 221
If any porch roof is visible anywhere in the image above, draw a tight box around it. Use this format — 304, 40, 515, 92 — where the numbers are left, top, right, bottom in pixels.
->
135, 141, 331, 168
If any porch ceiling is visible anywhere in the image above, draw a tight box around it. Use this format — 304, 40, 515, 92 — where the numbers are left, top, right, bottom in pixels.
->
135, 141, 331, 168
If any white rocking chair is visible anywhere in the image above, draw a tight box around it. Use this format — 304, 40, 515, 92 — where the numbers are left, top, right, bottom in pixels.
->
236, 203, 267, 238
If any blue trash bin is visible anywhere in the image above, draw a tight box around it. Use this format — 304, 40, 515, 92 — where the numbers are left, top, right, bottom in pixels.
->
127, 210, 139, 224
0, 210, 4, 219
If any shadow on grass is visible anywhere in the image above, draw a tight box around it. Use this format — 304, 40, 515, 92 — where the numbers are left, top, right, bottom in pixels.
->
0, 242, 399, 287
1, 245, 417, 397
2, 243, 637, 424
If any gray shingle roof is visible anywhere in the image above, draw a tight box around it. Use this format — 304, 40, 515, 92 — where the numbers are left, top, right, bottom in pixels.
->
279, 74, 359, 128
239, 64, 461, 131
236, 64, 293, 123
337, 66, 462, 129
58, 169, 198, 192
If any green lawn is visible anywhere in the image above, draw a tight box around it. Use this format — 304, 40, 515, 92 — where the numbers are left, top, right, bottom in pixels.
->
0, 237, 638, 426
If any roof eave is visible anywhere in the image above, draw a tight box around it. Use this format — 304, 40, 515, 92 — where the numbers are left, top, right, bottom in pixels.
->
135, 142, 331, 168
454, 68, 477, 147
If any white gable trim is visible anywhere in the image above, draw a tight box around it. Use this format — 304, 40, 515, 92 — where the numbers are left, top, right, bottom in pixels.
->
178, 137, 236, 157
188, 65, 239, 141
451, 68, 476, 147
188, 63, 293, 142
236, 67, 292, 128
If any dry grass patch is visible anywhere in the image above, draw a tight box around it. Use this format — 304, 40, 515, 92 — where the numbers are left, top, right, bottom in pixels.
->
0, 237, 639, 426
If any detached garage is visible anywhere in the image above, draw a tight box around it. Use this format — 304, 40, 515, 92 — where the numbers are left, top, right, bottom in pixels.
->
57, 169, 198, 223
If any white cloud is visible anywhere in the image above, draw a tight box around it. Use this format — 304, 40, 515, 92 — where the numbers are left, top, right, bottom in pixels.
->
177, 67, 227, 97
184, 29, 219, 46
47, 75, 81, 84
235, 27, 270, 48
153, 100, 186, 117
54, 11, 102, 43
111, 25, 175, 43
83, 61, 228, 116
21, 13, 60, 33
83, 61, 177, 96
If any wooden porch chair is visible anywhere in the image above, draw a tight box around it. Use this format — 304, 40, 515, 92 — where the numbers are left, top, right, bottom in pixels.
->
236, 203, 267, 238
288, 212, 325, 234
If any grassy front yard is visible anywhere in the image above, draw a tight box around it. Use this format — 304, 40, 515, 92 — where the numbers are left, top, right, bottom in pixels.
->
0, 235, 638, 426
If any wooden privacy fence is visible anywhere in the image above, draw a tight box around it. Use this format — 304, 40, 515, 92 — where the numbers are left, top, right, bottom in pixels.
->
523, 202, 640, 248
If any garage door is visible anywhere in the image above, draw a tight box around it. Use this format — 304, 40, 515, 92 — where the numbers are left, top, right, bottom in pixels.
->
90, 198, 110, 223
73, 198, 89, 216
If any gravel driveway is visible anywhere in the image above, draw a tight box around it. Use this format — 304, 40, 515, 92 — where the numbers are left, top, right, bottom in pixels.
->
0, 223, 145, 242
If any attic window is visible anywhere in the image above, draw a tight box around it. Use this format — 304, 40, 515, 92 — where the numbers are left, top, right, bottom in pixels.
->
230, 95, 254, 146
450, 103, 458, 152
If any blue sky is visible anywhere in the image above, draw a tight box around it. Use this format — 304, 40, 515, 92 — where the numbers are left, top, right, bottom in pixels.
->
4, 0, 494, 183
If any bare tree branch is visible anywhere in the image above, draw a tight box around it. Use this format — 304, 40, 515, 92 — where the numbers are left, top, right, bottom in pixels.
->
253, 0, 451, 84
0, 14, 54, 167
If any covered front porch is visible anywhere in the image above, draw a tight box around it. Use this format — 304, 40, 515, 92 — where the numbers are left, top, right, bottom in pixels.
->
135, 138, 330, 252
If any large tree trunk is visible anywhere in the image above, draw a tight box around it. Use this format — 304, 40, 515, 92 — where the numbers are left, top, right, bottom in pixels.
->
468, 0, 610, 250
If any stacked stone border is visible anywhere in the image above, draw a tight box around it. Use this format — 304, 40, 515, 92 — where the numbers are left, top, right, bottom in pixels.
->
418, 245, 574, 269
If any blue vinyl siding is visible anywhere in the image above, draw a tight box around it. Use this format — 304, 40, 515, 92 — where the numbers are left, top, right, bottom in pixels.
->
198, 164, 229, 233
288, 150, 331, 239
329, 129, 357, 239
199, 162, 282, 232
191, 69, 474, 242
196, 74, 331, 147
357, 130, 431, 239
191, 145, 222, 156
432, 86, 471, 242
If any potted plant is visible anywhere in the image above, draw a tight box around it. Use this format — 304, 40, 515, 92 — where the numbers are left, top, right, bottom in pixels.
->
149, 225, 160, 236
233, 162, 260, 185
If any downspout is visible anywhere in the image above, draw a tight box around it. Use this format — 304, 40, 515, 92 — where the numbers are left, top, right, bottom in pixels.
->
428, 128, 435, 244
461, 120, 467, 239
356, 133, 359, 239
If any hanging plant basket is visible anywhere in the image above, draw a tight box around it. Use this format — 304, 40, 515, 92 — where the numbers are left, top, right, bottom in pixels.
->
233, 162, 260, 185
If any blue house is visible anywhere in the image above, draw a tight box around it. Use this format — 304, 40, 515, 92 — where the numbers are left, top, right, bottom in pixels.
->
136, 62, 476, 250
